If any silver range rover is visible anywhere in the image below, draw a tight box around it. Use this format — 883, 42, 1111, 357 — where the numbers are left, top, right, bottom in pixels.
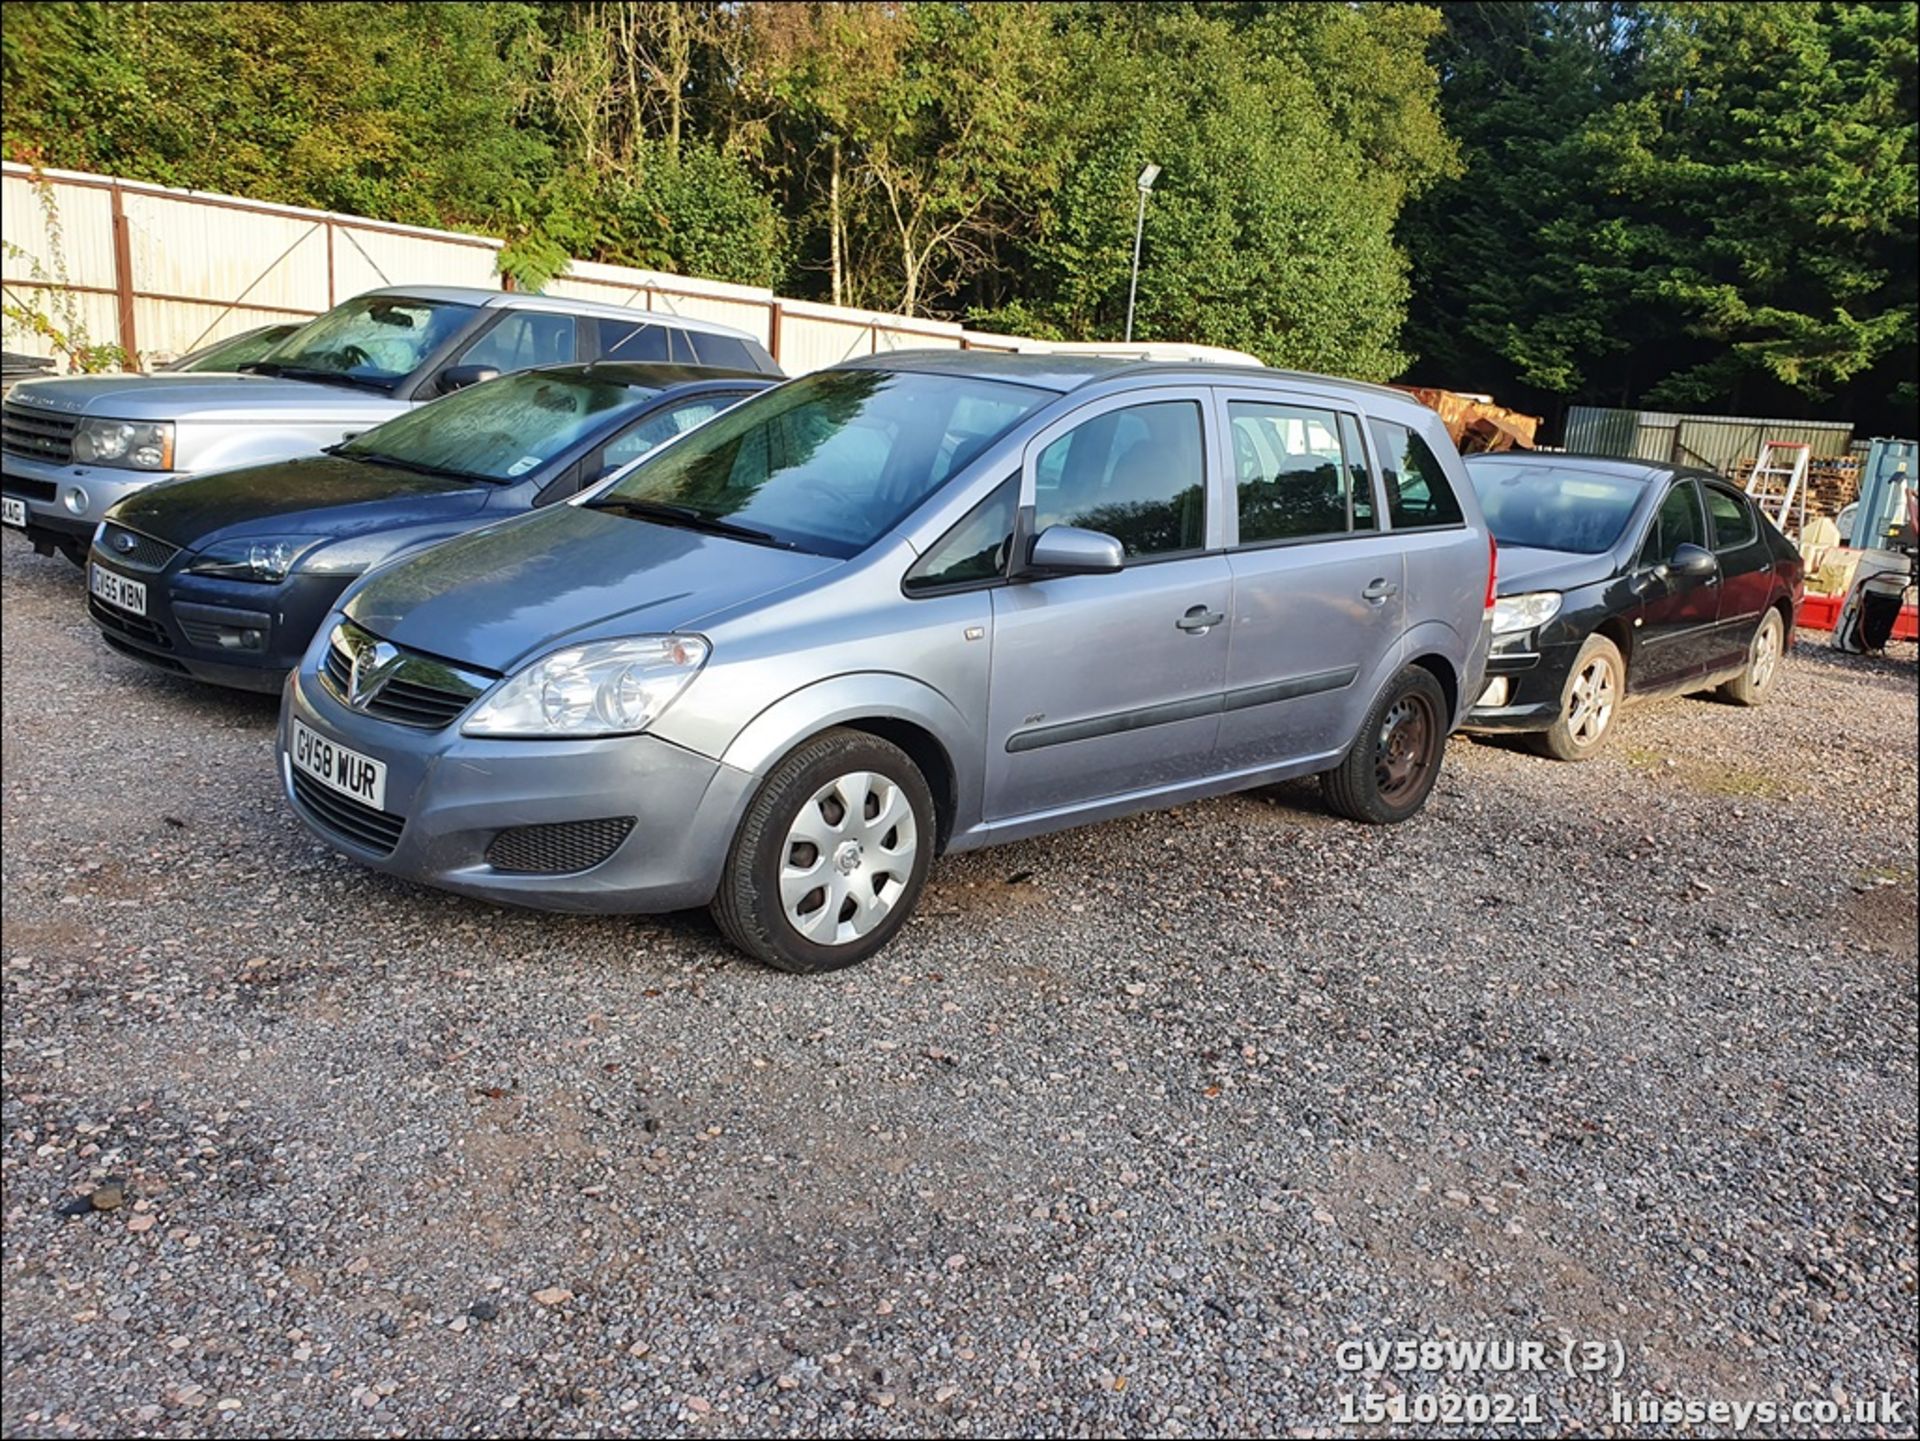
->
0, 285, 778, 563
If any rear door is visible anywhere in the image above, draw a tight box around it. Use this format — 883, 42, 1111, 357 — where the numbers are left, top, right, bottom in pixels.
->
1213, 389, 1405, 770
1628, 479, 1721, 689
985, 388, 1231, 820
1700, 480, 1773, 671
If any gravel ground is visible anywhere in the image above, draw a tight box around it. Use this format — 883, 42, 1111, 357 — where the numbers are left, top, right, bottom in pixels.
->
3, 533, 1916, 1439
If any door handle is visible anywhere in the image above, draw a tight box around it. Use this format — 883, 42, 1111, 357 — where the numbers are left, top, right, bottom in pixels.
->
1361, 578, 1399, 603
1176, 605, 1224, 634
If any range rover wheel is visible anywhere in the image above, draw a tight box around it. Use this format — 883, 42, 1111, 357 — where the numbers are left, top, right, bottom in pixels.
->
1322, 666, 1449, 824
1533, 635, 1624, 762
711, 727, 935, 973
1716, 608, 1785, 706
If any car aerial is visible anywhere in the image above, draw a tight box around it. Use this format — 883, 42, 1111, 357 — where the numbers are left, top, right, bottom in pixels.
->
0, 285, 779, 564
86, 362, 771, 692
1462, 453, 1803, 759
275, 353, 1495, 973
157, 323, 304, 374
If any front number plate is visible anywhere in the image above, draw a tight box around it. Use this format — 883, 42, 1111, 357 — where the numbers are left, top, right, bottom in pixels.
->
1, 496, 25, 528
89, 563, 148, 616
291, 717, 388, 811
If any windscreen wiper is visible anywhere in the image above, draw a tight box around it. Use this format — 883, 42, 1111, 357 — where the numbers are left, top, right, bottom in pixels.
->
239, 361, 393, 394
350, 451, 491, 483
587, 497, 796, 550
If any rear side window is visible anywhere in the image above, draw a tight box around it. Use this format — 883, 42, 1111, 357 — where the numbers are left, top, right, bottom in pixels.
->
1370, 420, 1465, 529
905, 475, 1017, 592
596, 318, 703, 364
1033, 401, 1206, 558
1703, 485, 1757, 551
1230, 400, 1372, 543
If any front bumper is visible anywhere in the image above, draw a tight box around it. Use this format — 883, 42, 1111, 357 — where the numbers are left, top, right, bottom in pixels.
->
277, 657, 757, 914
86, 547, 352, 693
1461, 634, 1579, 733
3, 451, 181, 551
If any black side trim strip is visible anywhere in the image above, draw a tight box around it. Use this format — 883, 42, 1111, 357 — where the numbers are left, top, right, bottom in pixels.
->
1221, 665, 1357, 713
1005, 665, 1357, 753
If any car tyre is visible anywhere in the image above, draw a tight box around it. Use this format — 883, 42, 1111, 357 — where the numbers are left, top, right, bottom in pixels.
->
1532, 634, 1624, 762
711, 727, 935, 973
1323, 666, 1449, 824
1716, 607, 1785, 706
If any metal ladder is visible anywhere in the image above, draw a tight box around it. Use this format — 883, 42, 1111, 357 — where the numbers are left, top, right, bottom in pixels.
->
1743, 440, 1810, 537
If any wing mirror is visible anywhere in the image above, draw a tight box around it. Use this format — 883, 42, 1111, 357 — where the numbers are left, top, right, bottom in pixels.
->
438, 364, 501, 395
1667, 542, 1719, 579
1027, 524, 1124, 575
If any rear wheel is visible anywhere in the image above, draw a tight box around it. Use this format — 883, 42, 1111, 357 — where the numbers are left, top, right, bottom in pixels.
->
1532, 635, 1623, 761
711, 728, 934, 973
1323, 666, 1448, 824
1716, 608, 1785, 706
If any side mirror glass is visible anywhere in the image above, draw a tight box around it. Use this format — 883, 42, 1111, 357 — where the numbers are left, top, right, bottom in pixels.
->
1668, 541, 1718, 579
1028, 524, 1124, 576
438, 363, 501, 395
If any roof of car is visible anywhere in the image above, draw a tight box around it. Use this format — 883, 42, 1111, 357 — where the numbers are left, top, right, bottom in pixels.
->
839, 348, 1415, 404
529, 361, 774, 389
1465, 452, 1697, 485
357, 286, 763, 342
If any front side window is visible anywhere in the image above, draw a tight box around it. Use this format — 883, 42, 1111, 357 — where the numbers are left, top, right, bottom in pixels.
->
1032, 400, 1205, 558
1230, 400, 1366, 544
1639, 481, 1706, 565
599, 396, 735, 472
1370, 420, 1466, 529
342, 370, 662, 482
904, 475, 1017, 592
458, 312, 577, 373
249, 295, 478, 390
591, 369, 1052, 557
1703, 485, 1757, 551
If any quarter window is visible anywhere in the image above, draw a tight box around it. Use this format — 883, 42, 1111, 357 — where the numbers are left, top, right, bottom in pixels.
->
904, 475, 1017, 592
1370, 420, 1465, 529
1703, 485, 1757, 551
458, 312, 577, 372
1032, 400, 1205, 558
1230, 400, 1370, 544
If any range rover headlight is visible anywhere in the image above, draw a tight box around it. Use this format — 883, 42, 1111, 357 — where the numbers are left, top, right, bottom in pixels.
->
185, 534, 322, 583
72, 418, 175, 470
463, 635, 709, 739
1490, 590, 1563, 636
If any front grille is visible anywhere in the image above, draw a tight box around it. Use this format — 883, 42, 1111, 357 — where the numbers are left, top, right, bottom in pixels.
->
1, 476, 56, 503
89, 596, 173, 651
1, 402, 77, 463
319, 620, 489, 729
290, 769, 406, 856
96, 524, 178, 571
487, 818, 635, 875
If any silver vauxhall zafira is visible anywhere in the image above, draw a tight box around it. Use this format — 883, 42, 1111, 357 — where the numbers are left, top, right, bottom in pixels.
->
277, 353, 1494, 972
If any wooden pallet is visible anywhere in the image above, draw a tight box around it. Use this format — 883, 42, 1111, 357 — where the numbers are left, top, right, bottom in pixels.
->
1732, 454, 1859, 520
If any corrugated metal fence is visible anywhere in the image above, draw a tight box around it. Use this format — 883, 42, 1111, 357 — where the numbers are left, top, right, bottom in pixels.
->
1565, 405, 1854, 476
0, 163, 1038, 373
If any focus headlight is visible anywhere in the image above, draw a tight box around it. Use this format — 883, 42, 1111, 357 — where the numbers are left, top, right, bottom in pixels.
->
1490, 590, 1562, 636
463, 635, 709, 739
72, 418, 174, 470
185, 534, 322, 584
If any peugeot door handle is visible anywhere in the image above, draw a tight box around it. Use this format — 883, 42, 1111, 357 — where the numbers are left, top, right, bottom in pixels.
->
1361, 579, 1399, 603
1176, 605, 1225, 634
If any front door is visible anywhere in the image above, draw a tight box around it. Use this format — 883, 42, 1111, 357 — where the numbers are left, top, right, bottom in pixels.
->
985, 390, 1230, 821
1629, 479, 1722, 690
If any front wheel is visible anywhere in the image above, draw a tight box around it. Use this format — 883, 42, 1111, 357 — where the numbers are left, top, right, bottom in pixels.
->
1532, 634, 1623, 762
1322, 666, 1449, 824
1716, 608, 1785, 706
710, 728, 935, 973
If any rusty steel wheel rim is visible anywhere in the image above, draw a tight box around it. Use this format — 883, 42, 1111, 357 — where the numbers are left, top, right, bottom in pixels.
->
1375, 691, 1438, 805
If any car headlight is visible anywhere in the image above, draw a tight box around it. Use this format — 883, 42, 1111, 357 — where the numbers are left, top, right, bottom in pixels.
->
1490, 590, 1563, 636
185, 534, 322, 583
463, 635, 709, 739
71, 419, 174, 470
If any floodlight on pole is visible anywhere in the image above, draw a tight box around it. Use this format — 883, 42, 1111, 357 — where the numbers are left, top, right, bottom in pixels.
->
1125, 164, 1160, 344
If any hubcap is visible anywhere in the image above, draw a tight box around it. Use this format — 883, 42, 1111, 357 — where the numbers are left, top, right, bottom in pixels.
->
781, 771, 918, 947
1374, 693, 1437, 804
1750, 616, 1781, 690
1565, 656, 1616, 745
